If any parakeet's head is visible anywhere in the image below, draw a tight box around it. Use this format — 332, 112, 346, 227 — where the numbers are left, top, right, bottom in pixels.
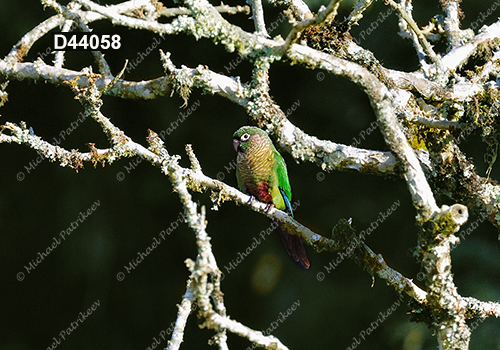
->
232, 126, 270, 153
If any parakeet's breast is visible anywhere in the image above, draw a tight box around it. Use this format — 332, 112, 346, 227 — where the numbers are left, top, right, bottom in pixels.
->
236, 142, 276, 203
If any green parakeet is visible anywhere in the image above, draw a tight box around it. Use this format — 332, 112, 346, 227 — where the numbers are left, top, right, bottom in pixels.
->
232, 126, 310, 269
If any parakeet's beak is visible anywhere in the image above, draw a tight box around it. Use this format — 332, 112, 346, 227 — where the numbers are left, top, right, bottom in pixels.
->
232, 138, 240, 152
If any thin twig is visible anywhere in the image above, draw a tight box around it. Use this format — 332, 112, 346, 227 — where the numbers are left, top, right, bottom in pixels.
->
347, 0, 376, 25
74, 0, 176, 33
166, 281, 195, 350
204, 312, 289, 350
407, 115, 466, 131
463, 297, 500, 318
393, 1, 429, 73
249, 0, 269, 36
160, 4, 250, 17
387, 0, 442, 70
41, 0, 113, 77
54, 3, 82, 68
100, 60, 129, 97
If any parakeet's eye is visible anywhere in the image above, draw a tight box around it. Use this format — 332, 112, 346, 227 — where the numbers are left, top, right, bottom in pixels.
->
240, 133, 250, 141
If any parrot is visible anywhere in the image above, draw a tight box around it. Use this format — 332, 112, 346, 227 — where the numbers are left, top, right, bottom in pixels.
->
232, 126, 310, 269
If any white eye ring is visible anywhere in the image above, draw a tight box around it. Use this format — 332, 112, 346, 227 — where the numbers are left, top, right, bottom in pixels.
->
240, 133, 250, 141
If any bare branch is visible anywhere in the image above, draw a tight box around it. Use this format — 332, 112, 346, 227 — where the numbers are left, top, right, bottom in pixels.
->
441, 20, 500, 73
383, 68, 483, 101
166, 281, 195, 350
42, 0, 112, 77
73, 0, 183, 34
441, 0, 474, 49
160, 4, 250, 17
329, 219, 428, 303
392, 1, 431, 74
203, 312, 289, 350
54, 4, 79, 69
406, 115, 466, 131
0, 60, 173, 100
4, 14, 65, 64
0, 121, 112, 169
418, 204, 471, 348
347, 0, 376, 25
463, 297, 500, 318
387, 0, 442, 72
250, 0, 269, 36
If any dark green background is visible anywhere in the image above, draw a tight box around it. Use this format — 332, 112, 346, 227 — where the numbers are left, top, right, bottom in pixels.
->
1, 1, 499, 349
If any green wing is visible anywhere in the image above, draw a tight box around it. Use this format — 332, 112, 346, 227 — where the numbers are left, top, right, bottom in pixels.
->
274, 150, 293, 217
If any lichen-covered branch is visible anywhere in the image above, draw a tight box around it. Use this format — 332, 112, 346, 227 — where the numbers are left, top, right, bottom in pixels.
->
441, 20, 500, 74
330, 219, 428, 304
347, 0, 376, 25
249, 0, 269, 36
0, 110, 492, 348
284, 42, 439, 217
160, 4, 250, 17
283, 0, 342, 50
463, 297, 500, 318
0, 121, 113, 169
417, 204, 470, 348
0, 117, 424, 306
388, 0, 442, 70
441, 0, 473, 49
166, 281, 195, 350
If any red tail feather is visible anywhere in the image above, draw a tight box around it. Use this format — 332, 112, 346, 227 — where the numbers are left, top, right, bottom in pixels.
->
274, 220, 310, 269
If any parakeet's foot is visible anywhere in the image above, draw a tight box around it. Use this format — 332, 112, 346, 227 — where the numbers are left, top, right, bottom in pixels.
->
264, 203, 274, 212
246, 195, 255, 204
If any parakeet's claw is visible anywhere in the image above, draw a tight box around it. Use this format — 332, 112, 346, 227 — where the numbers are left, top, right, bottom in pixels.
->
246, 195, 255, 204
264, 203, 274, 212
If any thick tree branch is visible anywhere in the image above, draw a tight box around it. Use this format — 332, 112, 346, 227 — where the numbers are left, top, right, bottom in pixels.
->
441, 0, 473, 49
441, 20, 500, 74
